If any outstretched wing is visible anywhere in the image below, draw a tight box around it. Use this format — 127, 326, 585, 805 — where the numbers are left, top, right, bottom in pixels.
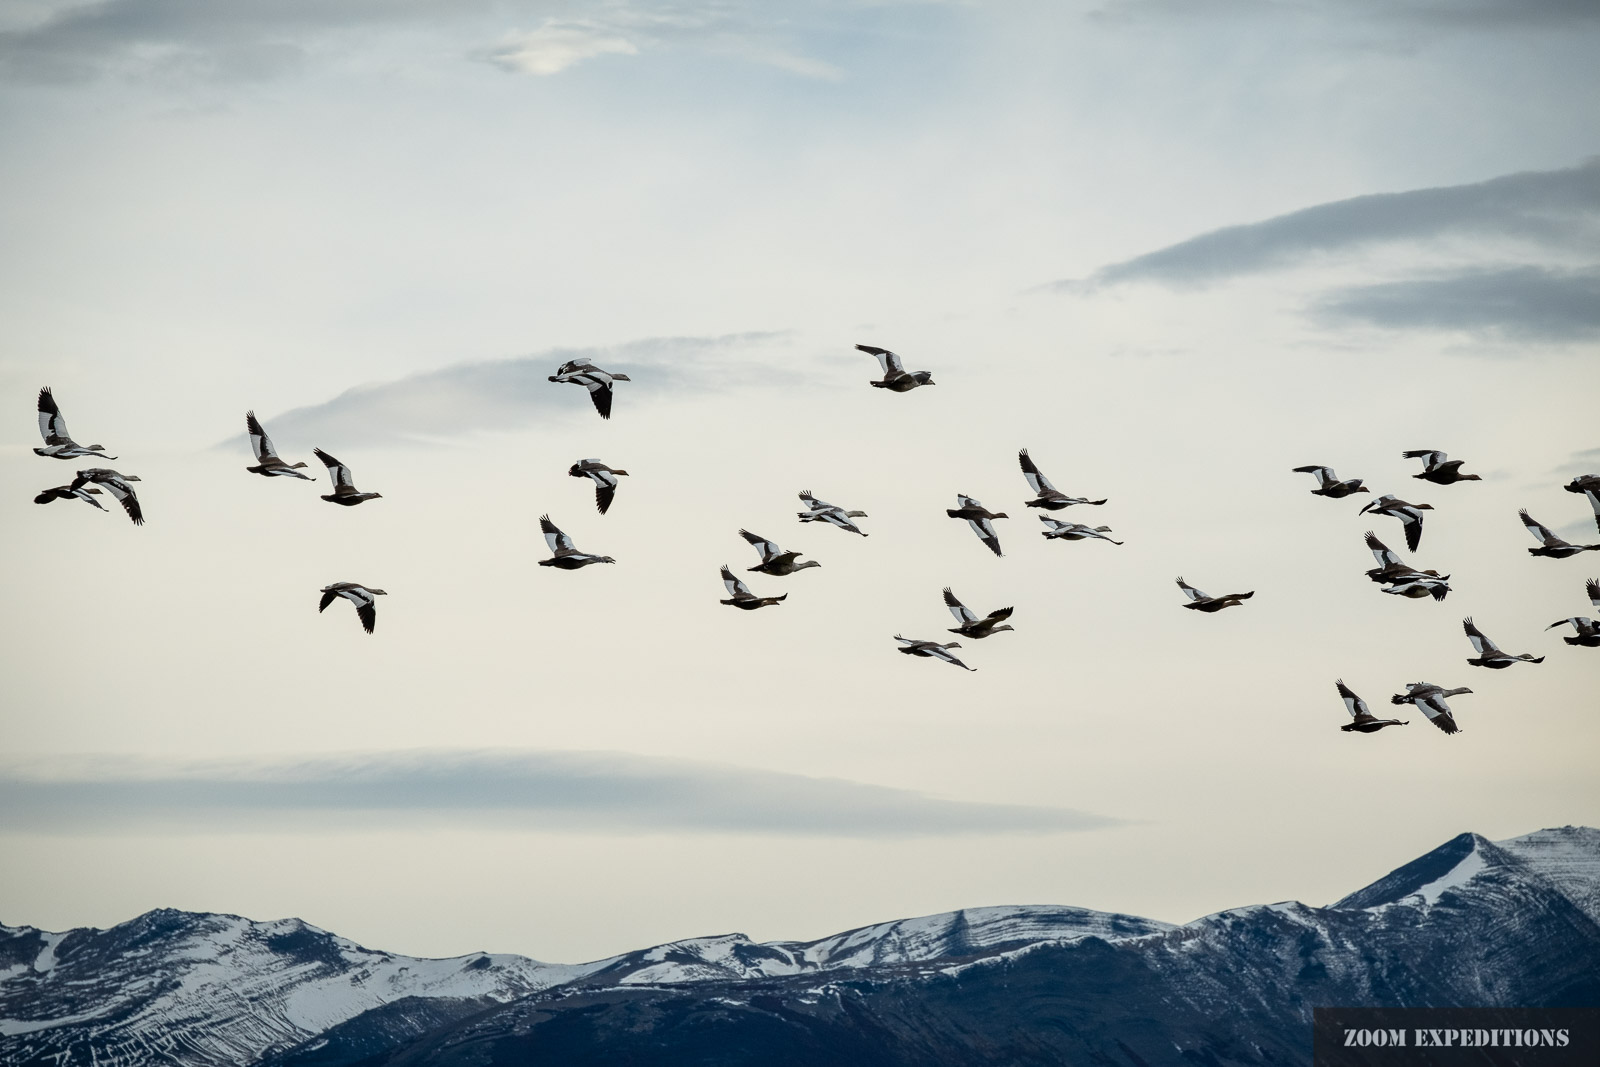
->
99, 477, 143, 525
1520, 509, 1558, 545
1335, 679, 1371, 720
540, 514, 576, 555
1462, 617, 1498, 654
1364, 531, 1402, 569
1417, 695, 1459, 734
37, 387, 70, 444
798, 489, 832, 511
740, 529, 782, 563
943, 587, 979, 624
554, 357, 595, 376
720, 565, 753, 599
586, 379, 614, 420
968, 517, 1002, 557
1581, 487, 1600, 534
856, 344, 904, 376
318, 588, 340, 612
1293, 465, 1334, 487
1019, 449, 1059, 494
356, 602, 377, 634
1401, 449, 1447, 470
314, 448, 354, 489
955, 493, 982, 509
1397, 507, 1425, 552
1175, 577, 1207, 602
1588, 578, 1599, 609
245, 411, 279, 462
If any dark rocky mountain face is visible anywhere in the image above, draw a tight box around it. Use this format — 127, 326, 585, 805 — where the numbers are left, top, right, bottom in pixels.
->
5, 827, 1599, 1067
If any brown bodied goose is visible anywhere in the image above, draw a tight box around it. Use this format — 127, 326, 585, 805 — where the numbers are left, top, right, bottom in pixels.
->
245, 411, 312, 480
1358, 494, 1433, 553
1390, 682, 1472, 735
1521, 509, 1600, 558
34, 484, 106, 510
68, 469, 142, 524
1020, 449, 1106, 509
568, 459, 629, 515
719, 566, 787, 609
1039, 517, 1122, 543
1363, 531, 1450, 599
1176, 577, 1253, 612
857, 345, 934, 392
894, 634, 974, 671
1565, 475, 1600, 534
1462, 617, 1544, 668
537, 515, 614, 569
1381, 574, 1453, 601
1401, 450, 1481, 485
314, 449, 382, 506
319, 582, 386, 634
548, 358, 631, 419
739, 529, 820, 575
797, 490, 868, 536
1546, 610, 1600, 647
1292, 465, 1368, 498
943, 588, 1014, 639
34, 387, 114, 460
947, 494, 1008, 557
1336, 679, 1407, 733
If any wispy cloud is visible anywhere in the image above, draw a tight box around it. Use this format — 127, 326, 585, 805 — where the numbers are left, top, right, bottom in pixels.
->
1094, 0, 1600, 30
0, 749, 1119, 837
1315, 265, 1600, 342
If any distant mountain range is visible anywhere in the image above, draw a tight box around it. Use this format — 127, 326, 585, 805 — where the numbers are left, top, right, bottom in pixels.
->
4, 826, 1598, 1066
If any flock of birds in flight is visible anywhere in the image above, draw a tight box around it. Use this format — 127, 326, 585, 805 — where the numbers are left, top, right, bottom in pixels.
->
29, 342, 1600, 733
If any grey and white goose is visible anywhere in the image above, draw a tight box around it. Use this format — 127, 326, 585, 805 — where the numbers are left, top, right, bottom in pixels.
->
69, 469, 142, 524
1565, 475, 1600, 534
319, 582, 386, 634
719, 566, 787, 609
1039, 517, 1122, 544
1401, 449, 1481, 485
537, 515, 615, 569
1020, 449, 1106, 509
1462, 617, 1544, 669
856, 345, 934, 392
1336, 679, 1406, 733
245, 411, 312, 480
34, 387, 114, 460
548, 358, 631, 419
1390, 682, 1473, 735
797, 490, 868, 536
1292, 465, 1368, 498
1363, 531, 1450, 600
314, 449, 382, 506
893, 634, 974, 671
1175, 577, 1253, 612
1548, 582, 1600, 647
568, 459, 629, 515
943, 588, 1014, 639
34, 484, 106, 510
947, 494, 1008, 557
739, 529, 820, 575
1358, 494, 1433, 553
1521, 509, 1600, 558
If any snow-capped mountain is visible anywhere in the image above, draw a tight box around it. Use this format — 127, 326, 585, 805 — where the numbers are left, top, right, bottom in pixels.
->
4, 826, 1598, 1067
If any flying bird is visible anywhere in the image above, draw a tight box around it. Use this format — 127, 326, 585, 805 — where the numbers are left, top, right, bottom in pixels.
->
34, 387, 114, 460
739, 529, 820, 575
314, 449, 382, 506
568, 459, 629, 515
1401, 450, 1481, 485
1336, 679, 1407, 733
68, 469, 142, 525
1547, 615, 1600, 647
1039, 517, 1122, 543
1363, 531, 1450, 599
1520, 509, 1600, 558
1359, 494, 1433, 553
1176, 577, 1254, 612
894, 634, 974, 671
1292, 465, 1368, 498
947, 494, 1008, 557
1380, 574, 1453, 601
797, 490, 868, 536
943, 588, 1015, 639
319, 582, 386, 634
1020, 449, 1106, 509
1564, 475, 1600, 533
548, 358, 631, 419
1462, 617, 1544, 669
244, 411, 312, 479
719, 566, 787, 609
1391, 682, 1473, 735
856, 345, 934, 392
537, 515, 615, 569
33, 484, 106, 511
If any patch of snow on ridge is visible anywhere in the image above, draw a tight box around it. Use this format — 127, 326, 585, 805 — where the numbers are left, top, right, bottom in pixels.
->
31, 933, 63, 974
1411, 843, 1486, 905
1496, 826, 1600, 926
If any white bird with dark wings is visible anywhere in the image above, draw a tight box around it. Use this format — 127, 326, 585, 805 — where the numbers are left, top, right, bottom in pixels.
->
1039, 518, 1122, 544
1462, 617, 1544, 669
1391, 682, 1474, 735
548, 358, 631, 419
1358, 494, 1434, 553
1521, 509, 1600, 558
568, 459, 629, 515
1291, 464, 1368, 499
34, 387, 114, 460
1019, 449, 1107, 510
319, 582, 386, 634
946, 494, 1008, 557
856, 344, 934, 392
1336, 679, 1406, 733
1175, 577, 1253, 612
738, 529, 819, 575
33, 484, 106, 511
314, 449, 382, 506
1363, 531, 1450, 600
942, 588, 1014, 639
797, 490, 868, 536
718, 566, 786, 610
244, 411, 312, 480
69, 469, 142, 525
893, 634, 974, 671
537, 515, 614, 569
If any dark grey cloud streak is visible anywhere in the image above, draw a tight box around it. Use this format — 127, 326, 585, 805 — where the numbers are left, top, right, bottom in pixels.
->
1094, 0, 1600, 30
0, 749, 1117, 837
1317, 265, 1600, 342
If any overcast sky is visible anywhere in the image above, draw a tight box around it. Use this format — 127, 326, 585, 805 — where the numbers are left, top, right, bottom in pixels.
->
1, 0, 1597, 965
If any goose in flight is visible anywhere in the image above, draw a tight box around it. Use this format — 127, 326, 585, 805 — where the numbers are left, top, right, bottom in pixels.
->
1547, 615, 1600, 647
1336, 679, 1407, 733
1020, 450, 1106, 509
1381, 574, 1452, 601
1176, 577, 1253, 612
942, 588, 1014, 639
68, 469, 142, 525
314, 449, 382, 506
537, 515, 615, 569
856, 345, 934, 392
245, 411, 312, 480
548, 358, 631, 419
894, 634, 974, 671
719, 566, 787, 609
34, 484, 106, 510
568, 459, 629, 515
1462, 617, 1544, 668
1363, 531, 1450, 599
1401, 450, 1481, 485
947, 494, 1008, 557
1039, 517, 1122, 544
1292, 465, 1368, 498
1390, 682, 1472, 735
34, 387, 114, 460
1565, 475, 1600, 533
1359, 494, 1433, 553
319, 582, 386, 634
739, 529, 820, 575
1521, 509, 1600, 558
797, 490, 868, 536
